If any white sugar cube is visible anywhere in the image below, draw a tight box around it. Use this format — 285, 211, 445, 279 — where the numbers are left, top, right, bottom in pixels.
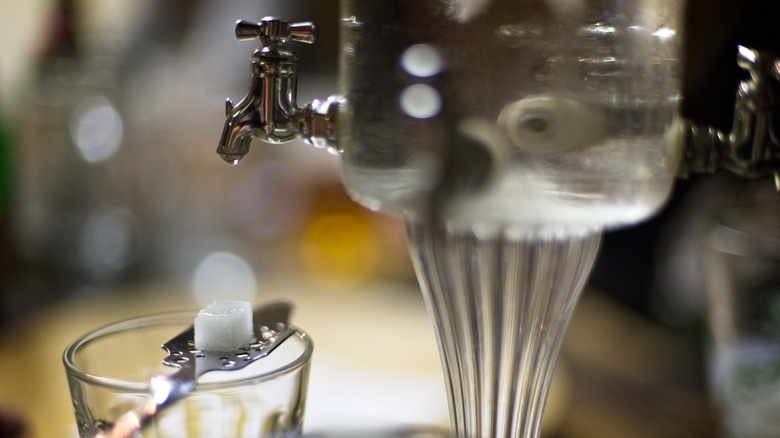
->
194, 301, 254, 351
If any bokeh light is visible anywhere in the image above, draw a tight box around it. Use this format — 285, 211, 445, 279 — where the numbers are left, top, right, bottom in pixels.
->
192, 251, 257, 306
70, 95, 123, 163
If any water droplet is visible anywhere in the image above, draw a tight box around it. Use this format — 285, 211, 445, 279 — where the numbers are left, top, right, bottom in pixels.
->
219, 154, 242, 166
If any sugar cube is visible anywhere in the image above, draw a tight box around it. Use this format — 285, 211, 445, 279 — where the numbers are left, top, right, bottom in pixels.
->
194, 301, 254, 351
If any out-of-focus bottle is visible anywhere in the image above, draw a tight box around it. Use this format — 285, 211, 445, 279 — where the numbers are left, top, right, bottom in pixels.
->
11, 0, 148, 294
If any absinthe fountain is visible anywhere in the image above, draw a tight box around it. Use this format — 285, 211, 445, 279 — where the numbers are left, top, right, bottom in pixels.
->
217, 1, 683, 436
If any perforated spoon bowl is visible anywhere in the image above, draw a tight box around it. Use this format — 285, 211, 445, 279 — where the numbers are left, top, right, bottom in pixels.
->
95, 302, 294, 438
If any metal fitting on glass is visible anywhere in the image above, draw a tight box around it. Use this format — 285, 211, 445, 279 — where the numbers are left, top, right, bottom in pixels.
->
681, 45, 780, 189
217, 17, 342, 165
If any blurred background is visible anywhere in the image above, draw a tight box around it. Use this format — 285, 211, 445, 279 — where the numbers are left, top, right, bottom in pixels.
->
0, 0, 778, 437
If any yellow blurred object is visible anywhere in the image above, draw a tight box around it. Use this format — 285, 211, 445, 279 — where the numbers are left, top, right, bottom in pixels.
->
296, 184, 415, 287
300, 211, 380, 287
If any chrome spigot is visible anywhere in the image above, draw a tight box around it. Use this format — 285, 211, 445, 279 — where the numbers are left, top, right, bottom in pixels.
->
682, 45, 780, 189
217, 17, 341, 165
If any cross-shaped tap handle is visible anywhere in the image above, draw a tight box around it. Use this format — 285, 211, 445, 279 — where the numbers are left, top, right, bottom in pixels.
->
235, 17, 316, 46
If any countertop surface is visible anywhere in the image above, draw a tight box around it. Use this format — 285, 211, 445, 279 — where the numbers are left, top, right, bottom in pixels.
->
0, 277, 714, 437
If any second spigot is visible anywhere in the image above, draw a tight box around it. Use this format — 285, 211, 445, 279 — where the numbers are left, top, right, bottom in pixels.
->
217, 17, 341, 165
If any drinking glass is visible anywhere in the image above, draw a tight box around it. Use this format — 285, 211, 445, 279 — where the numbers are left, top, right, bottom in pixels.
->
703, 201, 780, 437
63, 311, 312, 437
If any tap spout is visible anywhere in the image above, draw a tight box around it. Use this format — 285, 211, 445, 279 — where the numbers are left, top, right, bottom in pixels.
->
216, 17, 340, 165
217, 79, 262, 165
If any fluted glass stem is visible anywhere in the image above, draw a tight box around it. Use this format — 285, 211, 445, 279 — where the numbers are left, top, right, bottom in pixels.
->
406, 221, 601, 438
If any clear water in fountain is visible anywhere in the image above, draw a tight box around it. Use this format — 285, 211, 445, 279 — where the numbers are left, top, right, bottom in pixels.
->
338, 0, 682, 231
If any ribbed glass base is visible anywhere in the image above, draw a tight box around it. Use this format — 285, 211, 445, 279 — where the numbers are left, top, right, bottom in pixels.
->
406, 221, 601, 437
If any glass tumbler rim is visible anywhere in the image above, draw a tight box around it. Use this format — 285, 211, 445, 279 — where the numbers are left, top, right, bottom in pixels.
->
62, 310, 313, 392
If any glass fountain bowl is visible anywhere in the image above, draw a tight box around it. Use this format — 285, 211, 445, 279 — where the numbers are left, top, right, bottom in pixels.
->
338, 0, 683, 233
